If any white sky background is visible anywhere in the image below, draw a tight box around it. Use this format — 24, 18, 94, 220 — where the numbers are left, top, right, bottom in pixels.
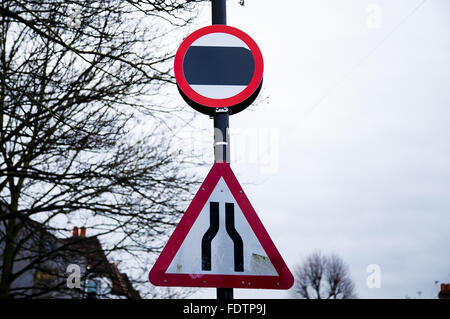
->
163, 0, 450, 299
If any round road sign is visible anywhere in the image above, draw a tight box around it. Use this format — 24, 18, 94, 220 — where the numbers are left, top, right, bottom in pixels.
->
174, 25, 263, 115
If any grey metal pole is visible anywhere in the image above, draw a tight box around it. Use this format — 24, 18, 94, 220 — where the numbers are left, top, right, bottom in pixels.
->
211, 0, 229, 164
211, 0, 233, 300
213, 110, 229, 164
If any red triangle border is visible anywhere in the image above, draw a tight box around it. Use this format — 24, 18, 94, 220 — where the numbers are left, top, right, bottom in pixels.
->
149, 162, 294, 289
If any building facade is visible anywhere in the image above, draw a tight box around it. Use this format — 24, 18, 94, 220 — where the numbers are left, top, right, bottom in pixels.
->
0, 202, 140, 298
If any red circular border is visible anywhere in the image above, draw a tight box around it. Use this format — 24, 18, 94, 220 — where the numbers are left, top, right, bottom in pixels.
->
174, 25, 264, 109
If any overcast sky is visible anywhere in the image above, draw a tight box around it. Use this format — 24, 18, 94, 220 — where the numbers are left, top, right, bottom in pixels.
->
163, 0, 450, 299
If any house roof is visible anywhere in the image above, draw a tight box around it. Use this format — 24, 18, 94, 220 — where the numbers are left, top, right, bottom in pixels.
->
62, 236, 111, 275
1, 202, 141, 299
62, 235, 141, 299
109, 263, 141, 299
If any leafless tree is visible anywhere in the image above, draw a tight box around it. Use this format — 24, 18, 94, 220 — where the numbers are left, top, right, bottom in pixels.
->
0, 0, 209, 298
290, 251, 357, 299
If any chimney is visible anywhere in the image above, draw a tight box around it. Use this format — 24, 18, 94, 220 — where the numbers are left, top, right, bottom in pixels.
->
80, 227, 86, 238
72, 226, 79, 237
439, 283, 450, 299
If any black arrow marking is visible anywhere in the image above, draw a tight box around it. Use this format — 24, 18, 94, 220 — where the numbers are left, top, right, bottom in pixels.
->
201, 202, 219, 271
225, 203, 244, 272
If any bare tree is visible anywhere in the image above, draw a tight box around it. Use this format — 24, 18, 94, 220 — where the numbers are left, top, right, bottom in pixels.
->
291, 251, 357, 299
0, 0, 208, 298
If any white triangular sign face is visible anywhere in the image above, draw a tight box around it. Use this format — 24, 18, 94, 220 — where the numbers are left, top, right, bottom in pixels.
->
167, 177, 278, 276
149, 163, 294, 289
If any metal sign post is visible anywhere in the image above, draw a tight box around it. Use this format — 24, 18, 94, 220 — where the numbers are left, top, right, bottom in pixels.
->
211, 0, 229, 166
212, 0, 232, 300
149, 0, 294, 301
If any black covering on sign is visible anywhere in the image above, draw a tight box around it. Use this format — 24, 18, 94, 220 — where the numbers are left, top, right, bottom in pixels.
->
183, 46, 254, 85
201, 202, 219, 271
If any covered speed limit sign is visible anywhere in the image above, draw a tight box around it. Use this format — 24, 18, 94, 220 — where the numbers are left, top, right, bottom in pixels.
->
174, 25, 264, 115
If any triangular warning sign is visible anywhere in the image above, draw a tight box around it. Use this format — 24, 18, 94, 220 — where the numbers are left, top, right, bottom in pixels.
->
149, 163, 294, 289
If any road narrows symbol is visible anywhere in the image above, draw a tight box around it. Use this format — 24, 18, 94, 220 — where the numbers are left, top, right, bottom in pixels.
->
201, 202, 244, 272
